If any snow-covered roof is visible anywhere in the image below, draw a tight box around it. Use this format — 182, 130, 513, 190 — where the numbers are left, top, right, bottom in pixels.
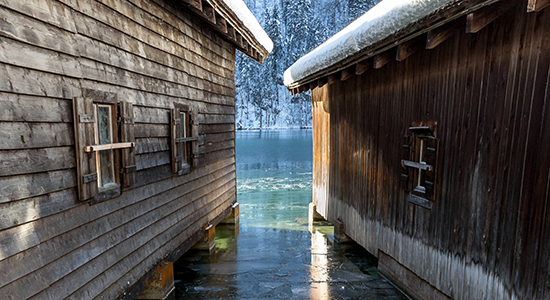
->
221, 0, 274, 54
283, 0, 460, 87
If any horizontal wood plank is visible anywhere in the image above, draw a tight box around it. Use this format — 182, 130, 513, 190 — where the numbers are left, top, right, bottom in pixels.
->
0, 123, 74, 150
0, 93, 72, 123
135, 138, 170, 155
0, 189, 78, 231
0, 147, 75, 177
136, 151, 171, 171
0, 170, 76, 204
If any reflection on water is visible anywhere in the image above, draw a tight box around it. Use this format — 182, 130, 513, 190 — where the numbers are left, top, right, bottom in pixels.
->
174, 130, 407, 299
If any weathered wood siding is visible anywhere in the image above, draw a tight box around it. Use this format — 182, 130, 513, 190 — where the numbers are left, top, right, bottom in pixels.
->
313, 2, 550, 299
0, 0, 237, 299
312, 88, 330, 219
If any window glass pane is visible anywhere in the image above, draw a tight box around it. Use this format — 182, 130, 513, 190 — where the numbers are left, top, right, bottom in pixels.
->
94, 104, 115, 187
98, 105, 112, 145
99, 150, 114, 186
180, 112, 187, 138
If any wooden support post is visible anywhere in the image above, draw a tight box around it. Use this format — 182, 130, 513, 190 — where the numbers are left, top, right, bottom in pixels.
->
221, 202, 240, 224
193, 224, 216, 252
396, 37, 424, 61
426, 18, 463, 50
333, 219, 352, 244
308, 203, 325, 227
355, 60, 369, 75
466, 0, 515, 33
528, 0, 550, 11
373, 51, 392, 69
135, 261, 175, 300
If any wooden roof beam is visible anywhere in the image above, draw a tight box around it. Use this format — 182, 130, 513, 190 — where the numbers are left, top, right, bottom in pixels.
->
236, 32, 243, 48
426, 18, 464, 50
318, 77, 328, 88
355, 60, 369, 76
396, 36, 424, 61
328, 72, 341, 85
201, 1, 216, 23
299, 85, 310, 93
466, 0, 516, 33
309, 81, 318, 91
528, 0, 550, 11
183, 0, 202, 10
373, 51, 392, 69
341, 66, 356, 81
227, 26, 236, 40
215, 13, 228, 33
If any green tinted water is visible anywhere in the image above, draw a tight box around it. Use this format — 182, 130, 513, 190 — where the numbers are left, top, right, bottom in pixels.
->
174, 130, 408, 300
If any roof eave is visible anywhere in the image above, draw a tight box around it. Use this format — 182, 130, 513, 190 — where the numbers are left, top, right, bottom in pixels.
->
285, 0, 519, 93
179, 0, 270, 64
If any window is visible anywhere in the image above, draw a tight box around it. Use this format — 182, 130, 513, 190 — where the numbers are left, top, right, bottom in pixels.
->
73, 89, 136, 203
401, 123, 439, 209
171, 103, 200, 176
94, 103, 117, 189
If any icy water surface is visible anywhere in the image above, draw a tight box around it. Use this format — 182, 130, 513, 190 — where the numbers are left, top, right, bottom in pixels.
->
174, 130, 408, 300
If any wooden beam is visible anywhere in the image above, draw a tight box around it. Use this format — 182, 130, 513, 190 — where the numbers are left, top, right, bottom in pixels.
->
528, 0, 550, 11
318, 77, 328, 88
355, 60, 369, 75
373, 51, 392, 69
341, 66, 355, 81
299, 85, 310, 93
183, 0, 202, 10
396, 37, 424, 61
309, 81, 318, 91
201, 1, 216, 23
85, 142, 135, 153
227, 26, 236, 40
236, 33, 243, 48
328, 72, 341, 85
466, 0, 515, 33
215, 13, 228, 33
426, 18, 463, 50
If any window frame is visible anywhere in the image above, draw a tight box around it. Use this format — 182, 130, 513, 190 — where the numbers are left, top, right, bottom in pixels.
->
171, 103, 200, 176
401, 123, 439, 209
73, 89, 136, 204
93, 100, 121, 197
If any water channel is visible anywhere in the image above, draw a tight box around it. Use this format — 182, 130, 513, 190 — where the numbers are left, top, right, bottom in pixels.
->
174, 130, 408, 300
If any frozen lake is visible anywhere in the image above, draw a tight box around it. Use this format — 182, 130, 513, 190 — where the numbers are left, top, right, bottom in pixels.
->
174, 129, 408, 299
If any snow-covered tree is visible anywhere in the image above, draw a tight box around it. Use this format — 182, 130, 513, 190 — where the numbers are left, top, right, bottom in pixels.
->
235, 0, 381, 129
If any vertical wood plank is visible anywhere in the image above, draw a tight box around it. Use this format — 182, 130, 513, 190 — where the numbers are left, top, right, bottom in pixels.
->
73, 97, 98, 201
121, 101, 136, 187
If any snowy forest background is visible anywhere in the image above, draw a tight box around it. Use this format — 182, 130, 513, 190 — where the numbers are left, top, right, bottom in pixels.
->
235, 0, 380, 129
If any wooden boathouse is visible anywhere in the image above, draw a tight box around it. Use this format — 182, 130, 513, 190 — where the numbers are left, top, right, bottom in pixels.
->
0, 0, 271, 299
285, 0, 550, 299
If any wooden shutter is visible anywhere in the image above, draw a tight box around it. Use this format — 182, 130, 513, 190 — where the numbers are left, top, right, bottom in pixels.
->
171, 108, 183, 175
191, 111, 200, 167
120, 102, 136, 187
424, 137, 439, 201
73, 97, 98, 201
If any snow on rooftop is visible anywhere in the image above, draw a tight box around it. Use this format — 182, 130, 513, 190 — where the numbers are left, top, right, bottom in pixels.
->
284, 0, 457, 87
222, 0, 274, 53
